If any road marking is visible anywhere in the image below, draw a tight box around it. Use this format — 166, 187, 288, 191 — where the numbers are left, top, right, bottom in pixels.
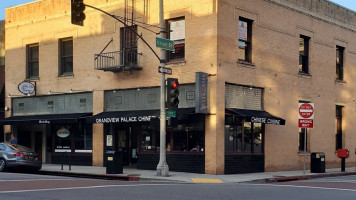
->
0, 178, 80, 182
191, 178, 222, 183
0, 183, 183, 194
248, 183, 356, 192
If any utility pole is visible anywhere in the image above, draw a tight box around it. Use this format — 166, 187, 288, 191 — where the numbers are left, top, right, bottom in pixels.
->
156, 0, 169, 176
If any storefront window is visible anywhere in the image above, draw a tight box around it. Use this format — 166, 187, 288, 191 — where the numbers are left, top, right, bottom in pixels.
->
54, 125, 72, 151
53, 122, 92, 153
139, 115, 205, 153
140, 126, 159, 153
253, 123, 263, 153
166, 128, 204, 152
75, 124, 92, 151
225, 121, 263, 153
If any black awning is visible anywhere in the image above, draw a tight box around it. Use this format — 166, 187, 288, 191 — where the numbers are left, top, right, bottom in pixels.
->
87, 110, 160, 124
87, 108, 197, 124
226, 108, 286, 125
0, 113, 90, 125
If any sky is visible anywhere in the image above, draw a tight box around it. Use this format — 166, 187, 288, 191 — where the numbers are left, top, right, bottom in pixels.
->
0, 0, 356, 20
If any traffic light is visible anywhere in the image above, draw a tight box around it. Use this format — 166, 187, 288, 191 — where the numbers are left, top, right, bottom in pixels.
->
71, 0, 86, 26
166, 78, 179, 109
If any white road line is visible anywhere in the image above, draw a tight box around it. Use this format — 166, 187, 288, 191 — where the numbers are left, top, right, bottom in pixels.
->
0, 178, 81, 182
0, 183, 181, 194
247, 183, 356, 192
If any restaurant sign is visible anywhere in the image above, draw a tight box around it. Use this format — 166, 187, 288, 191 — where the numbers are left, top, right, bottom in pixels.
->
195, 72, 209, 114
18, 81, 35, 95
96, 115, 156, 123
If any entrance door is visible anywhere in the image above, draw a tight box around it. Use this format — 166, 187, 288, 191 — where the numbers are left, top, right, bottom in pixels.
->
114, 125, 138, 166
35, 131, 42, 161
18, 131, 31, 147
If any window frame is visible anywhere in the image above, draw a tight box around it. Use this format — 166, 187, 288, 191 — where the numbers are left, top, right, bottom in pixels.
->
336, 105, 343, 150
59, 37, 73, 77
299, 35, 310, 74
238, 17, 252, 63
225, 120, 265, 154
26, 43, 39, 80
167, 17, 185, 62
336, 46, 344, 81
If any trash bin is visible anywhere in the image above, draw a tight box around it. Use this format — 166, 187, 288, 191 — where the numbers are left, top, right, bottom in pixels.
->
310, 152, 325, 173
105, 151, 123, 174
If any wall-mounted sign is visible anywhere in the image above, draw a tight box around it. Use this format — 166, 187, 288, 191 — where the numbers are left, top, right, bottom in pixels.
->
18, 81, 35, 95
95, 115, 156, 123
195, 72, 209, 114
57, 127, 70, 138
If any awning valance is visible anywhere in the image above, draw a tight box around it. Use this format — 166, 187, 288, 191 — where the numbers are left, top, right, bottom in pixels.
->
87, 108, 196, 124
0, 113, 91, 125
226, 108, 286, 125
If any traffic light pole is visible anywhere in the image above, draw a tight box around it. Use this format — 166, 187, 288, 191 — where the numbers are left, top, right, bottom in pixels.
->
156, 0, 169, 177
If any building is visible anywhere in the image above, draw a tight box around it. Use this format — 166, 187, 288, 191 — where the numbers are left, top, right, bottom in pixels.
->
2, 0, 356, 174
0, 20, 5, 141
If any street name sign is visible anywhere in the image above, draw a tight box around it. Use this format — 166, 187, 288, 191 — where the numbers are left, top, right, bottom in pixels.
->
166, 110, 176, 117
298, 103, 314, 128
158, 66, 172, 75
156, 37, 174, 51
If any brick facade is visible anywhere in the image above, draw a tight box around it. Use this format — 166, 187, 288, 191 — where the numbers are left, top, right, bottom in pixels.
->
4, 0, 356, 174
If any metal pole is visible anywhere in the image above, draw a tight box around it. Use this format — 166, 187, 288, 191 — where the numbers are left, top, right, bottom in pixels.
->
156, 0, 169, 177
303, 128, 306, 174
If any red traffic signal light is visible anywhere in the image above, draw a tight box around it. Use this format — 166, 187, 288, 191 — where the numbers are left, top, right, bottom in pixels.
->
71, 0, 86, 26
167, 78, 179, 109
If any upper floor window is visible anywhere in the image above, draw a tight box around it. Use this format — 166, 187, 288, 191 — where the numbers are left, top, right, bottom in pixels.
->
27, 43, 39, 79
168, 18, 185, 62
299, 35, 310, 74
336, 46, 344, 81
238, 17, 252, 63
120, 25, 138, 66
59, 38, 73, 76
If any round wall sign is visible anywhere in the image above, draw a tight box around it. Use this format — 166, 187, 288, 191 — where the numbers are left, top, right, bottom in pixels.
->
18, 81, 35, 95
57, 128, 70, 138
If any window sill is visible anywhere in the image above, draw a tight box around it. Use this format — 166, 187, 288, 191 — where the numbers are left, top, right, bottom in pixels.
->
25, 77, 39, 82
58, 74, 74, 79
237, 60, 255, 68
298, 72, 312, 78
166, 60, 186, 66
298, 151, 311, 156
335, 79, 346, 85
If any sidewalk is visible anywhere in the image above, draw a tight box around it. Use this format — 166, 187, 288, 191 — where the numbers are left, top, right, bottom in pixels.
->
39, 164, 356, 183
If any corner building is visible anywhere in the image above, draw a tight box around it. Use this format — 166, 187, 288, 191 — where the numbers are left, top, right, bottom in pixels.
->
3, 0, 356, 174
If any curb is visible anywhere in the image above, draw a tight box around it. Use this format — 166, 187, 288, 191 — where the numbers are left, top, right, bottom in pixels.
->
37, 170, 140, 181
265, 171, 356, 183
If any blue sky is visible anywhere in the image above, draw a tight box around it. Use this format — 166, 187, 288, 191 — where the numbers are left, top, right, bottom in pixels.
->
1, 0, 356, 20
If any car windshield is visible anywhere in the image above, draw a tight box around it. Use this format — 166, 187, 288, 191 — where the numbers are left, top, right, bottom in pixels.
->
8, 144, 35, 153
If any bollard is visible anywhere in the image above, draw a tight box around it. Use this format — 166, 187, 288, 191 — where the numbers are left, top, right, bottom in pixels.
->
61, 152, 64, 170
68, 152, 71, 171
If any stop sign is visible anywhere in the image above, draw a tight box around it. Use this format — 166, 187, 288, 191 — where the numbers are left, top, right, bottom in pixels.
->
299, 103, 314, 119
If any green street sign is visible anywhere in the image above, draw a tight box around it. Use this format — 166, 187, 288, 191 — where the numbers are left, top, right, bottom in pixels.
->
166, 109, 176, 117
156, 37, 174, 51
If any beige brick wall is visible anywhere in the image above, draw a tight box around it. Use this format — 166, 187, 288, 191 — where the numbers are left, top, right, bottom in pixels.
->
5, 0, 356, 173
217, 0, 356, 171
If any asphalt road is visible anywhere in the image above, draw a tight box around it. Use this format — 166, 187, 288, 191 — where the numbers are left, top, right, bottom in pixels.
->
1, 172, 356, 200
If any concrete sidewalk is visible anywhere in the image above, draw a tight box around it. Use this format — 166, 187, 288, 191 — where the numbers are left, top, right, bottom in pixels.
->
39, 164, 356, 183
